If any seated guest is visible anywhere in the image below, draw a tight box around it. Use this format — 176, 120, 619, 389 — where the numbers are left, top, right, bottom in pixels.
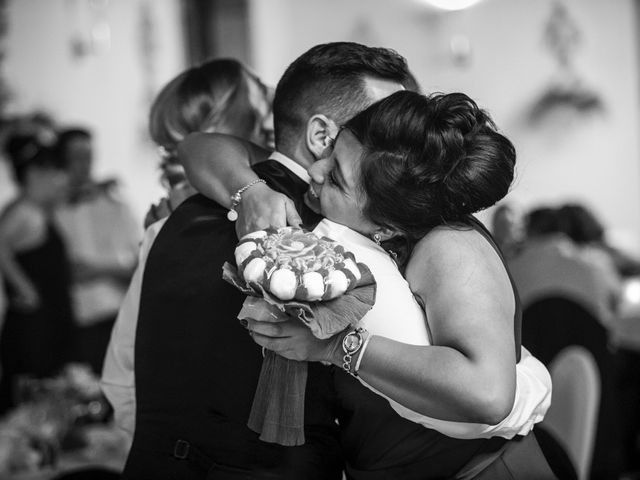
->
0, 134, 74, 412
555, 205, 640, 475
491, 202, 525, 259
509, 206, 621, 327
557, 202, 639, 278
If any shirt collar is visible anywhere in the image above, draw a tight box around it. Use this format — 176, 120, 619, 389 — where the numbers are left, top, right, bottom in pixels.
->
268, 151, 311, 184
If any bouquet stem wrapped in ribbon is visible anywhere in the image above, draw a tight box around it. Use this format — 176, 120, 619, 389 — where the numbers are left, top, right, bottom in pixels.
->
222, 226, 376, 446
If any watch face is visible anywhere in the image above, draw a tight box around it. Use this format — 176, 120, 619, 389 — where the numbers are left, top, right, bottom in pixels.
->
344, 333, 361, 352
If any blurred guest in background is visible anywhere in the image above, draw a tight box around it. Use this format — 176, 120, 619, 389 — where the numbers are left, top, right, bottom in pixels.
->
557, 202, 640, 278
553, 203, 640, 476
143, 57, 275, 227
491, 202, 525, 259
0, 113, 60, 377
0, 134, 74, 413
54, 127, 140, 374
509, 205, 622, 328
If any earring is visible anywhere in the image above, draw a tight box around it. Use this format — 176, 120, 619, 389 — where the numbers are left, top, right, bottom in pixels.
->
372, 233, 382, 245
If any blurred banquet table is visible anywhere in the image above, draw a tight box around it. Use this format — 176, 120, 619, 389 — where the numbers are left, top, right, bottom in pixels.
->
2, 423, 130, 480
0, 364, 129, 479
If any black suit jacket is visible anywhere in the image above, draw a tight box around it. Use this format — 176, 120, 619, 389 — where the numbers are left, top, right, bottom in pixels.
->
124, 160, 342, 479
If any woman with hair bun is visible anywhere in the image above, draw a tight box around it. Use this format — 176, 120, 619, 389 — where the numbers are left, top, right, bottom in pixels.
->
242, 91, 556, 478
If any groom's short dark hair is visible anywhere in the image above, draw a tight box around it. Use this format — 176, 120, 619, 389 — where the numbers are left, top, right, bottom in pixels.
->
273, 42, 410, 151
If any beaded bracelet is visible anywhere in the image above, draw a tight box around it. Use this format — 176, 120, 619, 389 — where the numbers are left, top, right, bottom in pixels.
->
227, 178, 267, 221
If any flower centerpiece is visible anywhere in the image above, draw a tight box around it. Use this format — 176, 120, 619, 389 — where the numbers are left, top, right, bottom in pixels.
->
0, 363, 113, 475
223, 226, 376, 446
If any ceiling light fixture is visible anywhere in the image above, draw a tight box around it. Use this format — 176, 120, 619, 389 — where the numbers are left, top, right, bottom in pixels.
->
418, 0, 485, 12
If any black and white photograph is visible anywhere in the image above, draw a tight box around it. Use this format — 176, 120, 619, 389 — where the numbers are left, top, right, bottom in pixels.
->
0, 1, 638, 479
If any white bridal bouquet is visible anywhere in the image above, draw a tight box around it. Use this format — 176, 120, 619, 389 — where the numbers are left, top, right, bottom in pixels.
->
223, 226, 376, 445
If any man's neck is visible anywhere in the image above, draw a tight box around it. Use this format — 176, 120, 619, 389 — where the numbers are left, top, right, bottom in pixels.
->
268, 151, 311, 184
276, 143, 315, 172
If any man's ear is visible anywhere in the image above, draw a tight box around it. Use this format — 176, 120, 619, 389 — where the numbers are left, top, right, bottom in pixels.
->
306, 114, 339, 160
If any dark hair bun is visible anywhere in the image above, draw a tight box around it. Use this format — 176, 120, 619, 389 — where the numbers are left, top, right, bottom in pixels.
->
345, 90, 516, 253
425, 93, 515, 217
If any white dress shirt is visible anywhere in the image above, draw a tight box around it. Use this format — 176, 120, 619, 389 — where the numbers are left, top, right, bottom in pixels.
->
101, 218, 166, 433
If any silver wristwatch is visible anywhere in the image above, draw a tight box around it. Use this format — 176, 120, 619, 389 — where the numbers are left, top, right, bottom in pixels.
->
342, 327, 366, 376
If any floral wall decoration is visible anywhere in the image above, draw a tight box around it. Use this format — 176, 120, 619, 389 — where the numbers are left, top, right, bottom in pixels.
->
138, 0, 157, 108
64, 0, 112, 62
525, 0, 605, 127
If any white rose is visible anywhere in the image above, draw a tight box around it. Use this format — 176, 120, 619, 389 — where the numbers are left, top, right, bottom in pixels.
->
243, 257, 267, 284
325, 270, 349, 299
235, 241, 257, 267
343, 258, 362, 283
269, 268, 297, 300
302, 271, 325, 301
241, 230, 268, 242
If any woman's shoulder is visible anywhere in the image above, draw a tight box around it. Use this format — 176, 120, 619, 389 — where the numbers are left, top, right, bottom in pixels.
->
406, 224, 509, 290
1, 199, 45, 227
0, 200, 48, 249
412, 224, 492, 262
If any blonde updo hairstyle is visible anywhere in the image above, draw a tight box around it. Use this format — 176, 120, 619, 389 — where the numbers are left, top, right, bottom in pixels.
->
149, 58, 267, 186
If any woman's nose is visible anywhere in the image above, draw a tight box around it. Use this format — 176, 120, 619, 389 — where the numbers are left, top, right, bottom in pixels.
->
308, 157, 332, 185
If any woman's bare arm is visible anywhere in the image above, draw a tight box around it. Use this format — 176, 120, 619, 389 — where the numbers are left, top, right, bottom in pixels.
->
178, 132, 302, 236
0, 204, 46, 309
249, 227, 518, 424
178, 132, 268, 206
349, 228, 517, 424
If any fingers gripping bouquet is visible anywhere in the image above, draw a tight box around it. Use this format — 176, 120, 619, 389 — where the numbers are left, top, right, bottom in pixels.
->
223, 226, 376, 445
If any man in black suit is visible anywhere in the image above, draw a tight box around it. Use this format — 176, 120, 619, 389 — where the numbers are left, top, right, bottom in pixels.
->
102, 42, 410, 479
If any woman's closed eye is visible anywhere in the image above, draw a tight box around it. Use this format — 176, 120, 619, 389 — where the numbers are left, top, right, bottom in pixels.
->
328, 167, 343, 190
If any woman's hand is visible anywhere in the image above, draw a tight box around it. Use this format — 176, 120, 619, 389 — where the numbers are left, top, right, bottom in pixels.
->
236, 183, 303, 238
245, 309, 343, 364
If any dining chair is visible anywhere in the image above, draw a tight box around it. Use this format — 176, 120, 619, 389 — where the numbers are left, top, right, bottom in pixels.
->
542, 346, 600, 480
